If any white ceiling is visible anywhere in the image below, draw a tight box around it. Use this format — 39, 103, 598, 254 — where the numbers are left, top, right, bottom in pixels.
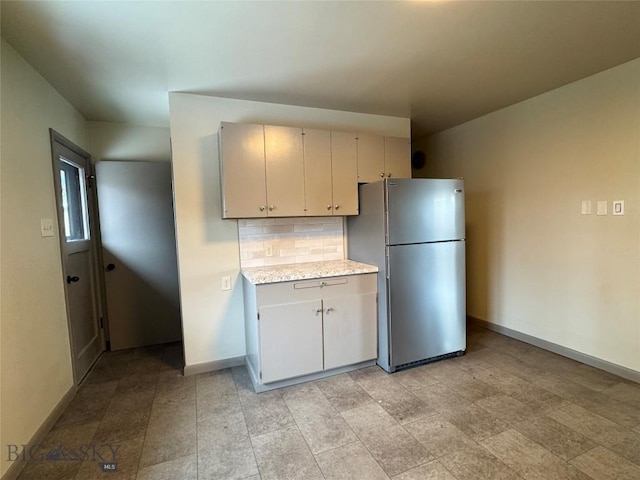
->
2, 1, 639, 137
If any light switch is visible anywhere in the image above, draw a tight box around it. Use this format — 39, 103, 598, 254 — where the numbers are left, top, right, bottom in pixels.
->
40, 219, 54, 237
221, 275, 231, 291
597, 201, 607, 216
612, 200, 625, 216
581, 200, 591, 215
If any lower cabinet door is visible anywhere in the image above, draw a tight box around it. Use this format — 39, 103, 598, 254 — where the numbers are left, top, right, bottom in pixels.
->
259, 300, 324, 383
323, 293, 377, 370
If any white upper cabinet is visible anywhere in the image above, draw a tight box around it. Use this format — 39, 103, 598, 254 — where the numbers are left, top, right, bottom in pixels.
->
384, 136, 412, 179
264, 125, 306, 217
356, 133, 385, 183
330, 131, 358, 215
303, 128, 333, 216
357, 133, 411, 182
219, 122, 267, 218
220, 122, 406, 218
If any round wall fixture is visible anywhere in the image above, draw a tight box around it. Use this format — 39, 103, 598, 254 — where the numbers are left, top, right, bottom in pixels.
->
412, 150, 426, 170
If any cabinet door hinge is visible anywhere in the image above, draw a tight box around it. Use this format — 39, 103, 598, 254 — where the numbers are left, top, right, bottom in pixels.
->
257, 312, 260, 321
259, 370, 262, 379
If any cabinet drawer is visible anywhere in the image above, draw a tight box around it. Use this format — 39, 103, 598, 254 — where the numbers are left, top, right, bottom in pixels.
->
256, 273, 376, 305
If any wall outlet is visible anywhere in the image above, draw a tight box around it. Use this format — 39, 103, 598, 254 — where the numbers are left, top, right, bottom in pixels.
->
221, 275, 231, 291
40, 219, 54, 237
265, 244, 273, 257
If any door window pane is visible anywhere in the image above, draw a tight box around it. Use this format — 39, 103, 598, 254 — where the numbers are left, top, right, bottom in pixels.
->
59, 157, 90, 241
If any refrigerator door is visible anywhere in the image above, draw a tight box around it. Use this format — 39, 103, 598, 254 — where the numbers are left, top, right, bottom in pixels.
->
387, 241, 466, 367
386, 178, 465, 245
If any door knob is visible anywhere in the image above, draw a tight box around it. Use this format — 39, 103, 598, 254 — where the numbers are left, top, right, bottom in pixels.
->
105, 263, 116, 271
66, 275, 80, 284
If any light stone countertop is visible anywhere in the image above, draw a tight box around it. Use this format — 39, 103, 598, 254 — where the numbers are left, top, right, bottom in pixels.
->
241, 259, 378, 285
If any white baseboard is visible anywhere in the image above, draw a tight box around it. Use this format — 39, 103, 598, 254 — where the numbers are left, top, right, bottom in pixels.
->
1, 385, 76, 480
469, 316, 640, 384
183, 355, 246, 376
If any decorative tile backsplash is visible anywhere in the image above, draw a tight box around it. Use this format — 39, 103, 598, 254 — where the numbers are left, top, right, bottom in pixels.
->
238, 217, 345, 267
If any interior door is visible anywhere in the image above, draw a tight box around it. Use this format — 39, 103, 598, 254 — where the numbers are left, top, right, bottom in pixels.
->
51, 132, 103, 382
96, 161, 182, 350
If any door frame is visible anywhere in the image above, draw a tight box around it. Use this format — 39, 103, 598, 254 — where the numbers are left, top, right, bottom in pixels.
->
49, 129, 107, 385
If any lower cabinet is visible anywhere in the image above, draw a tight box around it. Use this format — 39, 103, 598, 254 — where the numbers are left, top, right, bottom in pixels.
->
243, 274, 377, 390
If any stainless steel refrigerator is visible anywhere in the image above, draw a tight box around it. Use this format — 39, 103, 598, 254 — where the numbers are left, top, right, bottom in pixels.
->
347, 178, 466, 372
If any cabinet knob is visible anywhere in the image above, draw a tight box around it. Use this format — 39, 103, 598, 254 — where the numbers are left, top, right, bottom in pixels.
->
319, 281, 326, 288
387, 173, 392, 177
259, 205, 266, 211
380, 172, 385, 177
315, 308, 323, 314
327, 205, 332, 210
334, 205, 340, 210
268, 205, 275, 211
325, 307, 334, 314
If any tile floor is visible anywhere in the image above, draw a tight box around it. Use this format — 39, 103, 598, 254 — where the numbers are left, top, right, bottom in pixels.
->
16, 323, 640, 480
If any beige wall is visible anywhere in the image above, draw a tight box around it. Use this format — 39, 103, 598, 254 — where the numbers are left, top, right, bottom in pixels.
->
88, 121, 171, 163
414, 59, 640, 372
169, 93, 410, 368
0, 40, 88, 476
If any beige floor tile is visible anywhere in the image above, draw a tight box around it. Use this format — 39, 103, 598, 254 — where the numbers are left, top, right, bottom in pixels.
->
404, 414, 478, 459
445, 377, 501, 403
74, 435, 144, 480
136, 454, 197, 480
475, 394, 537, 425
534, 374, 600, 400
315, 441, 389, 480
54, 381, 118, 429
251, 425, 322, 480
569, 446, 640, 480
571, 390, 640, 428
341, 403, 431, 476
393, 366, 441, 390
481, 429, 590, 480
563, 365, 623, 392
442, 403, 510, 441
391, 460, 457, 480
413, 382, 473, 415
548, 403, 640, 466
198, 439, 259, 480
239, 388, 296, 437
197, 412, 249, 452
281, 382, 357, 454
601, 382, 640, 408
438, 443, 520, 480
514, 415, 596, 461
314, 372, 375, 411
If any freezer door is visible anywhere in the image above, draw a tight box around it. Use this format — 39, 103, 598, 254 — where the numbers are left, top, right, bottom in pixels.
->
386, 178, 465, 245
387, 241, 466, 367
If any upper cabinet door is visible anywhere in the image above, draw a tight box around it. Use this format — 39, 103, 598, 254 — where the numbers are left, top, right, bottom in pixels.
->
331, 131, 358, 215
264, 125, 306, 217
357, 133, 385, 183
384, 136, 412, 179
219, 122, 267, 218
303, 129, 333, 216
